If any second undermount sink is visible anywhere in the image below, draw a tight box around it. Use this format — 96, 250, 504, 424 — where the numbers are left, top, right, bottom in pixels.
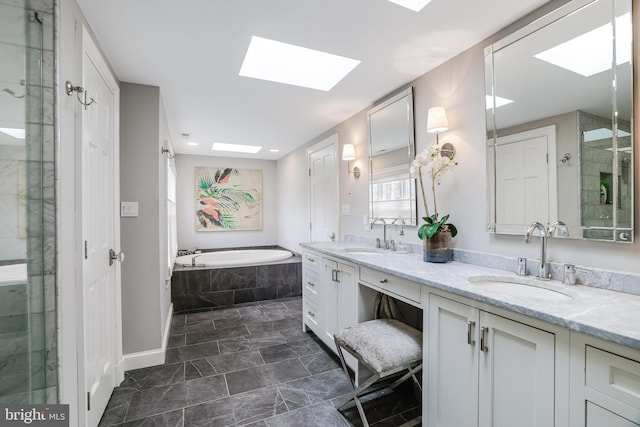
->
342, 248, 383, 256
468, 275, 576, 300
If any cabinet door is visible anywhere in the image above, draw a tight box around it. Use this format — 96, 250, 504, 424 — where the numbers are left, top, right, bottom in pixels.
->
479, 312, 555, 427
321, 258, 357, 350
336, 261, 357, 333
428, 295, 480, 427
587, 402, 640, 427
321, 258, 339, 348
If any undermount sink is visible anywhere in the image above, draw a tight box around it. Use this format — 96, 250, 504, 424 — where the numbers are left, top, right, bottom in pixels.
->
468, 275, 576, 300
342, 248, 383, 256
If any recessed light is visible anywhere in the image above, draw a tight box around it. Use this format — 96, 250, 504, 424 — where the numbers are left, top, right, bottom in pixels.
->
486, 95, 514, 110
187, 142, 199, 146
387, 0, 432, 12
212, 142, 262, 154
0, 127, 25, 139
269, 149, 280, 153
239, 36, 360, 91
534, 13, 631, 77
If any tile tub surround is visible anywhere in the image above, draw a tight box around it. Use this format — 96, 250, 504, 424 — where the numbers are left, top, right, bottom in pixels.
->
171, 255, 302, 313
99, 297, 421, 426
301, 241, 640, 351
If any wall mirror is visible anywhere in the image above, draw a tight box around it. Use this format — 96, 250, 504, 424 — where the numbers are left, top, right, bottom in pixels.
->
485, 0, 633, 242
368, 87, 417, 226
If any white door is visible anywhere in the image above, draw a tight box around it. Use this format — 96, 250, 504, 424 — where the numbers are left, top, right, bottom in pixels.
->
479, 312, 555, 427
495, 125, 557, 234
428, 294, 479, 427
308, 135, 338, 242
79, 25, 121, 427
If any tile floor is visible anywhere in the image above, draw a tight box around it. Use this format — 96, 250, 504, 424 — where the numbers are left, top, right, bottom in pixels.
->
99, 297, 421, 426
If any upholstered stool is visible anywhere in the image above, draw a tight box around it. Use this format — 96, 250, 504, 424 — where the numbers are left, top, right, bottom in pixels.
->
334, 318, 423, 426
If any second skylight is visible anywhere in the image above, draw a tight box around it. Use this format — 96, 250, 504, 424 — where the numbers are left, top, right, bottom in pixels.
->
239, 36, 360, 91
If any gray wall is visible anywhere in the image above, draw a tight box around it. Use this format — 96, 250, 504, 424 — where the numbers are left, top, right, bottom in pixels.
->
120, 82, 170, 354
278, 0, 640, 274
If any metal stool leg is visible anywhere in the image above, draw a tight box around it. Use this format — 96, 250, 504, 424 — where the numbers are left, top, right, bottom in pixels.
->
335, 339, 377, 427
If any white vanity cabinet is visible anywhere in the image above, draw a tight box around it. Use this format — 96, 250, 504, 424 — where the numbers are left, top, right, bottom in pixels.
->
320, 256, 358, 352
301, 251, 322, 335
570, 334, 640, 426
301, 251, 357, 366
428, 294, 562, 427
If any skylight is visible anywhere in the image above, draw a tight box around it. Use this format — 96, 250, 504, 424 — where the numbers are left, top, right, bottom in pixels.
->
485, 95, 514, 110
534, 13, 631, 77
211, 142, 262, 154
0, 127, 25, 139
583, 127, 631, 143
239, 36, 360, 91
387, 0, 432, 12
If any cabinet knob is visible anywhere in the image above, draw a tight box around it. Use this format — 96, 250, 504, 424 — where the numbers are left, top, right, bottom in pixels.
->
380, 278, 388, 284
307, 281, 315, 288
307, 310, 315, 318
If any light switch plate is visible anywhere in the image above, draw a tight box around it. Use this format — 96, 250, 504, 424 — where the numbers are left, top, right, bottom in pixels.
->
120, 201, 139, 217
341, 204, 351, 216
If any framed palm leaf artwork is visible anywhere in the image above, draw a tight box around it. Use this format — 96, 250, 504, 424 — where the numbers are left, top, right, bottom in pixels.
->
194, 167, 263, 231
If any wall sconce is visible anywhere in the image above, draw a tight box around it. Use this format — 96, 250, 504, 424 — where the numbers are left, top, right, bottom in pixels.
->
342, 144, 360, 178
427, 106, 455, 158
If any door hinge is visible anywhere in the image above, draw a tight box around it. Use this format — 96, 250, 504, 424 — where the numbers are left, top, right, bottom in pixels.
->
309, 222, 312, 230
84, 241, 88, 260
87, 391, 90, 411
308, 168, 311, 177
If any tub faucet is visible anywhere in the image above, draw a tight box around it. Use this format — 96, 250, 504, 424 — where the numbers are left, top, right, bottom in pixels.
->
371, 217, 388, 249
525, 222, 550, 280
191, 254, 202, 267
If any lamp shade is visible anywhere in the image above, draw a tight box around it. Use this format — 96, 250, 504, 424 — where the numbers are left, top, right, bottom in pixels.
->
342, 143, 356, 161
427, 106, 449, 133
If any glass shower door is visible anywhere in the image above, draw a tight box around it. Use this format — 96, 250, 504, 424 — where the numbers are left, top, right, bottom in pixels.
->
0, 0, 55, 403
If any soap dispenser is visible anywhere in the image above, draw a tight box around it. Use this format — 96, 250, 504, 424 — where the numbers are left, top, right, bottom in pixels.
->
396, 220, 409, 254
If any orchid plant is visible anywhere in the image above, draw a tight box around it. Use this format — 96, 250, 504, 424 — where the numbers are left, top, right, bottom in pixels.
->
410, 142, 458, 240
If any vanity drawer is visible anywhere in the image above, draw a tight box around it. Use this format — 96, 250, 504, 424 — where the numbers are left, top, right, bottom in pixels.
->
303, 298, 320, 331
303, 269, 319, 301
302, 251, 320, 272
359, 266, 421, 304
586, 345, 640, 409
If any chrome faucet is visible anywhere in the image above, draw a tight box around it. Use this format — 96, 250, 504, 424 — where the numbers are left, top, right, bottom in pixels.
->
371, 217, 388, 249
525, 222, 550, 280
191, 254, 202, 267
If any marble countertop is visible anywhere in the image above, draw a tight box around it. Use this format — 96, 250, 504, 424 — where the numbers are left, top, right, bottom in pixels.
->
300, 241, 640, 350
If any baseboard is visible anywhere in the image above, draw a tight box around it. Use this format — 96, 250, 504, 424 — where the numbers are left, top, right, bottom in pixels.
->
121, 303, 174, 372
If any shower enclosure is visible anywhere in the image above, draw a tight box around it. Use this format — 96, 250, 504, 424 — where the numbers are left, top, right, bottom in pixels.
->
0, 0, 57, 403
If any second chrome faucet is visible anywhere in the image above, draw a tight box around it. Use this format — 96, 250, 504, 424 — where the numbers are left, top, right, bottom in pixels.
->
524, 221, 568, 280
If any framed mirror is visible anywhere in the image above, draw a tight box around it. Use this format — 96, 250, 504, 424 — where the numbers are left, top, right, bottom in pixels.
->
485, 0, 633, 242
368, 87, 417, 226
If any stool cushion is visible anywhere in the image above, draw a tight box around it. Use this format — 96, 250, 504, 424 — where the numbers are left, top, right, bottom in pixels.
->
334, 319, 422, 374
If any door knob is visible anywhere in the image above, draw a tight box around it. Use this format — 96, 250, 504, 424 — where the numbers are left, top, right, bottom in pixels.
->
109, 249, 125, 266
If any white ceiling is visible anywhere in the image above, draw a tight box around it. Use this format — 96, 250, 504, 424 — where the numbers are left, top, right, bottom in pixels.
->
75, 0, 550, 160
